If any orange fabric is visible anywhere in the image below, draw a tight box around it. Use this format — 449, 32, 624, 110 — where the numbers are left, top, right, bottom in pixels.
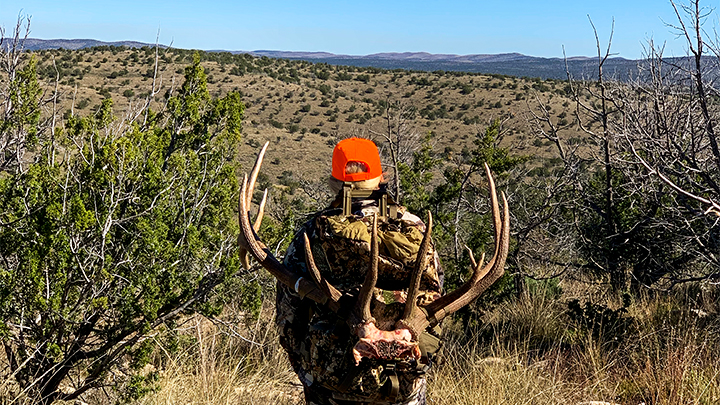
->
331, 138, 382, 182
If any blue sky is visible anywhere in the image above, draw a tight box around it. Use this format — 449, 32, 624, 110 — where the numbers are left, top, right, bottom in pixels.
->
0, 0, 705, 59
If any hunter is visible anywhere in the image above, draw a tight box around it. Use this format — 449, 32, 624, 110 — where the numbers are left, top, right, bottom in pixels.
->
237, 137, 509, 404
276, 137, 444, 404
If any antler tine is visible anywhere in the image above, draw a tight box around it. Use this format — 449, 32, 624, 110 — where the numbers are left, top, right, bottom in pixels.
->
239, 174, 268, 262
355, 214, 379, 323
253, 189, 268, 232
246, 141, 269, 208
401, 211, 433, 323
238, 143, 269, 269
465, 246, 485, 274
485, 163, 502, 255
303, 232, 342, 306
238, 173, 254, 270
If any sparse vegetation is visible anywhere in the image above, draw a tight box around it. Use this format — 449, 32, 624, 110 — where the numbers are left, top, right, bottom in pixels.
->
3, 2, 720, 402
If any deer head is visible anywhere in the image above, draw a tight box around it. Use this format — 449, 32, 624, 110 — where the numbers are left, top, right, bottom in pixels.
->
237, 142, 510, 364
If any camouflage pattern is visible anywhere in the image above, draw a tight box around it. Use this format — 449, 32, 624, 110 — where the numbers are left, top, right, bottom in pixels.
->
276, 199, 443, 404
315, 212, 442, 293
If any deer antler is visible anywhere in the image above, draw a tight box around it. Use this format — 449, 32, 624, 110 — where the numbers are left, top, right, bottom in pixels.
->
238, 144, 510, 363
237, 142, 338, 309
427, 166, 509, 315
238, 141, 269, 271
396, 164, 509, 338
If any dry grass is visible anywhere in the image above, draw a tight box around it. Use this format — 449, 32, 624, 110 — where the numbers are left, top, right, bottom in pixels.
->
425, 285, 720, 405
0, 374, 22, 405
4, 285, 718, 404
132, 284, 720, 405
138, 306, 303, 405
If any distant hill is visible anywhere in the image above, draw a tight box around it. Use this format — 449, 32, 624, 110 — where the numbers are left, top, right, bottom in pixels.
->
262, 54, 638, 81
239, 50, 636, 80
2, 38, 159, 51
0, 37, 661, 80
250, 50, 538, 63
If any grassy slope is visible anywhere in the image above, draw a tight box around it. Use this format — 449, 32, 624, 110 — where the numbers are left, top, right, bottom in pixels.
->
25, 47, 581, 185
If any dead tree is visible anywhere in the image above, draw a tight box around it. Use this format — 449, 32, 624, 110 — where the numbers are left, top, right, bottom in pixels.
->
616, 0, 720, 286
370, 97, 421, 204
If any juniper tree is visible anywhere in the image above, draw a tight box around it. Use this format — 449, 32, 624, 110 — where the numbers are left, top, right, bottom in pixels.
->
0, 42, 252, 403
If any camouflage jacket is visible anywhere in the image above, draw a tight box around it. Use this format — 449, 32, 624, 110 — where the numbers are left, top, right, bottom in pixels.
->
276, 198, 443, 404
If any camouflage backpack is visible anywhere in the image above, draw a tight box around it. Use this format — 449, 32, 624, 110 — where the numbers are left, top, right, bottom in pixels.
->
277, 184, 444, 403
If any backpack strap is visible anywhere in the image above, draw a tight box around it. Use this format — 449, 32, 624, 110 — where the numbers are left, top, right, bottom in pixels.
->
341, 182, 398, 220
380, 363, 400, 402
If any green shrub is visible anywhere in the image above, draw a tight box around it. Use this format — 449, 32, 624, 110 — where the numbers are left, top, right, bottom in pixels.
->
0, 52, 251, 404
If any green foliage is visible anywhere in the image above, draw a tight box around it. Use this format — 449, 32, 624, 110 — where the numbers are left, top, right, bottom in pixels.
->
566, 294, 632, 342
0, 51, 250, 403
399, 120, 525, 303
119, 372, 160, 403
335, 71, 353, 81
408, 76, 432, 86
0, 56, 41, 171
459, 83, 473, 95
398, 133, 438, 214
469, 120, 527, 174
576, 167, 698, 288
314, 69, 330, 80
525, 278, 563, 300
317, 83, 332, 95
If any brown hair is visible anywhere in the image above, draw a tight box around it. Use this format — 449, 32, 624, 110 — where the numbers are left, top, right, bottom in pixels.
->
328, 161, 383, 194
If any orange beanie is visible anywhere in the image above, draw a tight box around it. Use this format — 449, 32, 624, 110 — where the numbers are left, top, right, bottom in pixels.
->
331, 138, 382, 182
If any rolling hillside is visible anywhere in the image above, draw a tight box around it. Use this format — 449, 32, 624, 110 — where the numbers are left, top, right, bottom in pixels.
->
19, 45, 583, 186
